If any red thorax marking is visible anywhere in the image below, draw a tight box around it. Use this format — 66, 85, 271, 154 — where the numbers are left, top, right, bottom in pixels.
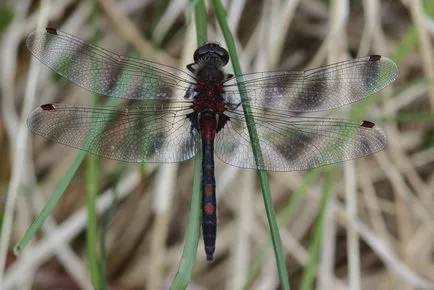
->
196, 80, 224, 98
193, 100, 226, 113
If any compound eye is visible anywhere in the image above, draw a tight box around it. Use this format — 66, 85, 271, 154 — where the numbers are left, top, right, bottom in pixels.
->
216, 48, 229, 65
193, 46, 210, 62
193, 43, 229, 65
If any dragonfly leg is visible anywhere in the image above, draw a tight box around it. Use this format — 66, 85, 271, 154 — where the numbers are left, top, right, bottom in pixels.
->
183, 85, 196, 100
187, 63, 197, 73
187, 112, 199, 132
225, 101, 242, 111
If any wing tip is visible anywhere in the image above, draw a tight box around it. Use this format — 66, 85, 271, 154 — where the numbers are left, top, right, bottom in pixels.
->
26, 28, 58, 56
368, 54, 400, 85
360, 120, 387, 143
27, 104, 56, 130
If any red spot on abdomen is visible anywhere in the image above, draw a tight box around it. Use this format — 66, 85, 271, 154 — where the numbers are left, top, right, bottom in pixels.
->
40, 104, 55, 111
361, 120, 375, 128
204, 203, 215, 215
203, 184, 214, 196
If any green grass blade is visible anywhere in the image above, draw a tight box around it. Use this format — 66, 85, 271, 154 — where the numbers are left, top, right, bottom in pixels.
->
195, 0, 207, 45
14, 96, 124, 255
170, 2, 206, 288
13, 150, 87, 254
86, 153, 101, 289
100, 166, 123, 290
211, 1, 290, 289
390, 26, 418, 66
244, 169, 321, 289
170, 137, 202, 289
278, 170, 322, 223
300, 169, 334, 290
374, 111, 434, 124
0, 7, 14, 34
86, 10, 104, 287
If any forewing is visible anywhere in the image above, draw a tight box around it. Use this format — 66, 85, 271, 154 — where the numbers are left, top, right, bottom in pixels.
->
27, 102, 198, 162
223, 55, 398, 112
26, 28, 195, 100
215, 108, 386, 171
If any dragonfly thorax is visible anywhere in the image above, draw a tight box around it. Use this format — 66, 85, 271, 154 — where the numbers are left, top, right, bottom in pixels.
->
192, 96, 226, 112
196, 79, 224, 97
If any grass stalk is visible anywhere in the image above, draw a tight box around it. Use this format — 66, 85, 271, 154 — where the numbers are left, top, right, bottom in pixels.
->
169, 1, 207, 288
170, 137, 202, 289
195, 0, 207, 45
14, 151, 86, 254
14, 85, 122, 256
211, 1, 290, 289
99, 167, 122, 290
85, 153, 101, 289
300, 170, 333, 290
244, 170, 321, 289
85, 8, 104, 287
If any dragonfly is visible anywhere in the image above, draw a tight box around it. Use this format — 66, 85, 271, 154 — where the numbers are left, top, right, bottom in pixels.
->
26, 27, 399, 261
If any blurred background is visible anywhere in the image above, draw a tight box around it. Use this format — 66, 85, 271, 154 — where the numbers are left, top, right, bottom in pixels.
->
1, 0, 434, 289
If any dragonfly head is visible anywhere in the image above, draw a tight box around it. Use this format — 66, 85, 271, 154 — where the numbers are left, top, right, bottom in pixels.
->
194, 42, 229, 67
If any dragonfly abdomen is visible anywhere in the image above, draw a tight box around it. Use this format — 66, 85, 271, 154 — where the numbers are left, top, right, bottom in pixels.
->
199, 112, 218, 261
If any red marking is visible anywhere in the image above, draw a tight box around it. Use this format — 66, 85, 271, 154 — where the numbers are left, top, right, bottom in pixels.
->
203, 165, 214, 177
204, 203, 215, 215
203, 184, 215, 196
46, 27, 58, 35
192, 102, 201, 111
196, 80, 224, 98
369, 55, 381, 61
193, 100, 219, 112
200, 114, 217, 141
215, 102, 226, 112
361, 120, 375, 128
40, 104, 55, 111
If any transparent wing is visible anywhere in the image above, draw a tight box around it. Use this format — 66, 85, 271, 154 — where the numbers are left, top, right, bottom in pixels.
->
26, 28, 196, 100
215, 107, 386, 171
223, 55, 398, 112
27, 102, 198, 162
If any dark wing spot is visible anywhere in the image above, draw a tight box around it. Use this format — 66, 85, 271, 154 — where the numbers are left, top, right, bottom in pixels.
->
40, 104, 55, 111
369, 55, 381, 61
361, 120, 375, 128
46, 27, 58, 35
